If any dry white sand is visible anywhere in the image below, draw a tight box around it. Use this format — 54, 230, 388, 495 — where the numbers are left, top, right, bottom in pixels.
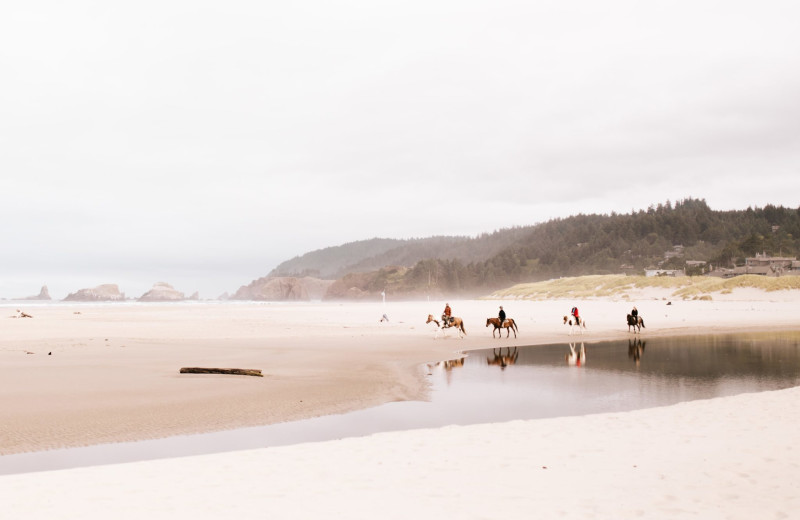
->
1, 292, 799, 518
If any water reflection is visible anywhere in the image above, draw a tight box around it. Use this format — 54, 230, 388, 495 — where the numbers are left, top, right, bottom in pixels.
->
628, 338, 646, 366
5, 331, 800, 476
565, 342, 586, 366
487, 347, 519, 369
427, 355, 466, 385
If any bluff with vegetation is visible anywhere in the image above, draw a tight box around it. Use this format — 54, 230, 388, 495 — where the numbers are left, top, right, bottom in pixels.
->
272, 199, 800, 300
269, 232, 533, 279
490, 274, 800, 301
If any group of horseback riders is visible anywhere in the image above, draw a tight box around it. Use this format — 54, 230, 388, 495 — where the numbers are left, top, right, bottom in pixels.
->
438, 303, 641, 332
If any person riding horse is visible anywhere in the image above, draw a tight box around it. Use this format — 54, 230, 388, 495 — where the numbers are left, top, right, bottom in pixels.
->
498, 306, 506, 327
442, 303, 453, 327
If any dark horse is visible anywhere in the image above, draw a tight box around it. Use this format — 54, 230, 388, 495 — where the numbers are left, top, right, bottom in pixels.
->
627, 314, 645, 333
486, 317, 518, 338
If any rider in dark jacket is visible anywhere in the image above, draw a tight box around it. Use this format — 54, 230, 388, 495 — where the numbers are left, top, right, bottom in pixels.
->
498, 306, 506, 325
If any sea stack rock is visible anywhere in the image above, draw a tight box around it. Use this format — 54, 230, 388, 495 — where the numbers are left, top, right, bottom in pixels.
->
138, 282, 186, 302
22, 285, 51, 300
63, 284, 126, 302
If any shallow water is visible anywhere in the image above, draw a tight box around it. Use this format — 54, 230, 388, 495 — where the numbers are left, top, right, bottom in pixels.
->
3, 331, 799, 475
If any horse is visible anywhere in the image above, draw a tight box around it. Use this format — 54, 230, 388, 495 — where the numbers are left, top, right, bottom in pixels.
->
426, 314, 467, 339
487, 347, 518, 369
626, 314, 645, 333
486, 317, 518, 338
563, 315, 586, 335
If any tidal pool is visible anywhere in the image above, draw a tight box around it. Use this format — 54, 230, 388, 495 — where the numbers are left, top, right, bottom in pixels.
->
4, 331, 799, 475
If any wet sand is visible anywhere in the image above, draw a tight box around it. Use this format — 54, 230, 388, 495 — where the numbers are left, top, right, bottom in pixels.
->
2, 293, 799, 518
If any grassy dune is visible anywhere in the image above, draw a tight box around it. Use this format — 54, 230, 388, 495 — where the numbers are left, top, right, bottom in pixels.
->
488, 274, 800, 301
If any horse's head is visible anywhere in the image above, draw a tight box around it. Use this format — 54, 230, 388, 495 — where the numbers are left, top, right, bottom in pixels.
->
486, 318, 491, 327
426, 314, 434, 324
563, 316, 569, 325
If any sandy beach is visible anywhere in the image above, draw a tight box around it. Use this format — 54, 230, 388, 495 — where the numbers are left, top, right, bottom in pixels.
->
2, 291, 799, 518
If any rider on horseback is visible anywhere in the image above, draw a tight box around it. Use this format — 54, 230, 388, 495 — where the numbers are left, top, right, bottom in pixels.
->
498, 306, 506, 326
442, 303, 453, 327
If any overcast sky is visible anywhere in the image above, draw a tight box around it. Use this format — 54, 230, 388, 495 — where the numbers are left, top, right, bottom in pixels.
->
2, 0, 799, 299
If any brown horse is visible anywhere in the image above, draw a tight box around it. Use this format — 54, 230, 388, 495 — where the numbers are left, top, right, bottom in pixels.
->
486, 317, 518, 338
426, 314, 467, 339
627, 314, 645, 333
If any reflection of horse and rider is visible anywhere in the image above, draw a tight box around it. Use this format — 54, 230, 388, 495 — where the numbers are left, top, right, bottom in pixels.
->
487, 347, 518, 369
628, 338, 646, 365
427, 355, 466, 386
565, 342, 586, 366
486, 305, 518, 338
428, 356, 466, 372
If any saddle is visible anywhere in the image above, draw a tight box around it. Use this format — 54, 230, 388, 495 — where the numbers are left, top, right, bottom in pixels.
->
442, 315, 454, 327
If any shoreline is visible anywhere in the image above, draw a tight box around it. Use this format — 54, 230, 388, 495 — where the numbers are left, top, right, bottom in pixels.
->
2, 294, 800, 518
2, 297, 800, 455
3, 387, 799, 519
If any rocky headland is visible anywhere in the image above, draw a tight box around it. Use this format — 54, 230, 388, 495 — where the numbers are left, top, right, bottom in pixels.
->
232, 276, 333, 301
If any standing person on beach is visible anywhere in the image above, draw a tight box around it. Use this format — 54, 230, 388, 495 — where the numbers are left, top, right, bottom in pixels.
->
498, 306, 506, 326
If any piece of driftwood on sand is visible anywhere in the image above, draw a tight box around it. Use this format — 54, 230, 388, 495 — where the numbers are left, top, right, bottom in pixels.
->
179, 367, 263, 377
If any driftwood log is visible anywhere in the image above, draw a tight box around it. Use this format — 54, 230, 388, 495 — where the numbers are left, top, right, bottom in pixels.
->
179, 367, 263, 377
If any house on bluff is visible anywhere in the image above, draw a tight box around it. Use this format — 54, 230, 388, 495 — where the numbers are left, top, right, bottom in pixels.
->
731, 253, 800, 277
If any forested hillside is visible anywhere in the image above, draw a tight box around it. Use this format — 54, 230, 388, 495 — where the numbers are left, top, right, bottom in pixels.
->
269, 228, 535, 278
272, 199, 800, 299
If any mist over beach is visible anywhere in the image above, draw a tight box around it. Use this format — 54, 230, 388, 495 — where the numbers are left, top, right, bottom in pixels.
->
3, 0, 800, 518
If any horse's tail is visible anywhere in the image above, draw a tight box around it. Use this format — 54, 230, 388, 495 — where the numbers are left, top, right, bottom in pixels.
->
460, 321, 467, 335
512, 320, 519, 332
640, 318, 645, 328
